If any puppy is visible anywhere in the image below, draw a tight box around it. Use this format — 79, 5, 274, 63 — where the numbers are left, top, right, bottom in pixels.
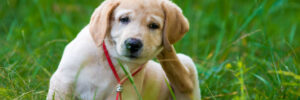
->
47, 0, 200, 99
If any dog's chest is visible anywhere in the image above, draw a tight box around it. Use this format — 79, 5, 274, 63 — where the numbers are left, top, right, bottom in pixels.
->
74, 64, 117, 99
74, 64, 146, 100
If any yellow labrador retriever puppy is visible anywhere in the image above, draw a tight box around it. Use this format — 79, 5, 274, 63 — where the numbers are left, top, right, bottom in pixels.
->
47, 0, 200, 99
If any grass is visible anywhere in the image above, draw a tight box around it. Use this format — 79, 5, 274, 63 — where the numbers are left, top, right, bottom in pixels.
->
0, 0, 300, 99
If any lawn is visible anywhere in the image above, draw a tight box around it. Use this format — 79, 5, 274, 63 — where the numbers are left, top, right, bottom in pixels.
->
0, 0, 299, 99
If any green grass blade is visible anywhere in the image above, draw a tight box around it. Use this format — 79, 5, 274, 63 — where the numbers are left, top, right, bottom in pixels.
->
237, 61, 246, 99
270, 48, 282, 85
235, 0, 266, 40
117, 60, 142, 100
212, 21, 226, 62
164, 78, 176, 100
289, 24, 297, 43
252, 74, 271, 90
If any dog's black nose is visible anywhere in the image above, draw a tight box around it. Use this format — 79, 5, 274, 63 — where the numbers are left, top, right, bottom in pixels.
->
125, 38, 143, 53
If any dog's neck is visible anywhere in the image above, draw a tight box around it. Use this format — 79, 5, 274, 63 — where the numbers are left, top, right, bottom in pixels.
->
111, 58, 144, 79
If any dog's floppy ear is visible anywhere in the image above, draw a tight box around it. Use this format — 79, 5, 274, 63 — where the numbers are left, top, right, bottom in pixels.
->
161, 1, 189, 51
89, 0, 120, 47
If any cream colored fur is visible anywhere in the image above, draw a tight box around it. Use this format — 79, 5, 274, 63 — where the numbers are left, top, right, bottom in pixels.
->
47, 0, 200, 99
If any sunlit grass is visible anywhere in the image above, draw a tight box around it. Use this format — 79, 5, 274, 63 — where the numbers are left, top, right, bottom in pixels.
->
0, 0, 299, 99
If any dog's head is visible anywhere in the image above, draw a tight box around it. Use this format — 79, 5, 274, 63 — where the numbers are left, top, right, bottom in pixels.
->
89, 0, 189, 63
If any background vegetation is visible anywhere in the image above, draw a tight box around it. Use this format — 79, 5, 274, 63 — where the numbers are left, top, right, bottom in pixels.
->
0, 0, 299, 99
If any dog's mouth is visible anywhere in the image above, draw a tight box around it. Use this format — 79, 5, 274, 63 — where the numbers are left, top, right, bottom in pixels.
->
124, 52, 140, 59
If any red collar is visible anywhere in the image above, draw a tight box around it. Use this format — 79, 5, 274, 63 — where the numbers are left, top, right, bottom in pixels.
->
102, 41, 144, 100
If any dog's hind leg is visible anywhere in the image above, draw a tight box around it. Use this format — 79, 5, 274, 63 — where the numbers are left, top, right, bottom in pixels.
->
175, 53, 201, 100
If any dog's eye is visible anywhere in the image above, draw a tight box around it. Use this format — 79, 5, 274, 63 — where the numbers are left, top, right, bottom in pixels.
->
148, 23, 159, 29
119, 16, 130, 24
